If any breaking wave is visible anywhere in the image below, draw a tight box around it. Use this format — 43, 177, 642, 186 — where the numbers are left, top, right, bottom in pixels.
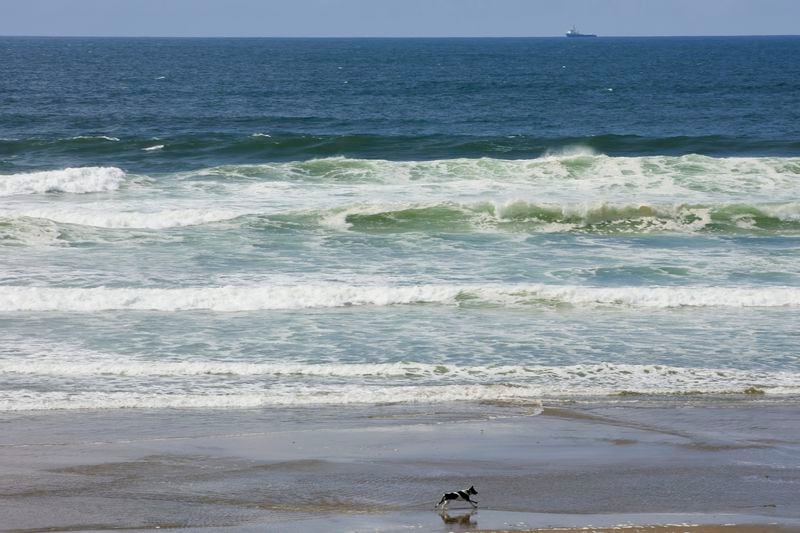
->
2, 153, 798, 236
0, 167, 125, 196
309, 201, 800, 234
3, 201, 800, 235
185, 153, 800, 194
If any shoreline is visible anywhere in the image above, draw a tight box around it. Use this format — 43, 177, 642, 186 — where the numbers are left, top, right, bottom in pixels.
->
2, 399, 799, 531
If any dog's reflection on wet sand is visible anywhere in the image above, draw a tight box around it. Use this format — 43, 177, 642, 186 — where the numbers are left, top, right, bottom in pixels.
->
438, 509, 477, 528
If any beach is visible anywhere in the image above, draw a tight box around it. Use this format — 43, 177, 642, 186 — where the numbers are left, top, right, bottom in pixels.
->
2, 36, 800, 531
2, 398, 799, 531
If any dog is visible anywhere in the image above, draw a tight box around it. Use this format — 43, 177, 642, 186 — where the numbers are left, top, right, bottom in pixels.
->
436, 485, 478, 508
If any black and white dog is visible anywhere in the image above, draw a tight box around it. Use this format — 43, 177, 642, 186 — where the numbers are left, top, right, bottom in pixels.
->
436, 485, 478, 508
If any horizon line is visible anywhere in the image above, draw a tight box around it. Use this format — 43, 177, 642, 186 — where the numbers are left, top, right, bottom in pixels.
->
2, 33, 799, 39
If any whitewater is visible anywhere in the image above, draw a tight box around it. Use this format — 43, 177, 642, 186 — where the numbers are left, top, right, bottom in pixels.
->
2, 284, 800, 311
2, 153, 799, 411
2, 155, 800, 236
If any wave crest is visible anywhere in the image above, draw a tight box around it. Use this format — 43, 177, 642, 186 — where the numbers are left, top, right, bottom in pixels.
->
0, 167, 125, 196
5, 200, 798, 235
188, 153, 800, 194
323, 201, 800, 234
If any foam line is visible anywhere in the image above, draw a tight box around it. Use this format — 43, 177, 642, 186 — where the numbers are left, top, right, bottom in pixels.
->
1, 284, 798, 311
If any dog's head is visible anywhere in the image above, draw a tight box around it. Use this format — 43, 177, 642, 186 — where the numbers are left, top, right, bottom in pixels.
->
467, 485, 477, 495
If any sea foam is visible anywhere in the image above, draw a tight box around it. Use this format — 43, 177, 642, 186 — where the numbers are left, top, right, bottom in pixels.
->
187, 154, 800, 200
0, 167, 125, 196
2, 360, 797, 411
0, 208, 239, 229
0, 384, 546, 411
1, 284, 798, 312
2, 360, 795, 386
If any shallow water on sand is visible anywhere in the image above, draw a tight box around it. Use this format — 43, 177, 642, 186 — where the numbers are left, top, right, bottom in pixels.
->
1, 401, 799, 531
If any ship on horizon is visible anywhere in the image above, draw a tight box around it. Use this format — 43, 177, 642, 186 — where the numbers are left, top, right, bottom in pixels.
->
566, 26, 597, 38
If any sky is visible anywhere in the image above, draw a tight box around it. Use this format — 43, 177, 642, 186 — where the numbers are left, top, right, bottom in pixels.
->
1, 0, 798, 38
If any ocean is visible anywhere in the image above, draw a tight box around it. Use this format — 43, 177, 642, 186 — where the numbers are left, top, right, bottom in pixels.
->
1, 36, 799, 412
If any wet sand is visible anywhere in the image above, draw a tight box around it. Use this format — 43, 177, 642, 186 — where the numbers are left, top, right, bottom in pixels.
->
1, 399, 799, 532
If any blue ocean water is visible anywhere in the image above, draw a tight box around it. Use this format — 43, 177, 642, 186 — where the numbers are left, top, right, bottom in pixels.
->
1, 37, 799, 410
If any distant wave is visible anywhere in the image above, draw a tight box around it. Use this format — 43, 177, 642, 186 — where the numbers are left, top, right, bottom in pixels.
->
2, 133, 799, 166
1, 284, 798, 312
0, 167, 125, 196
67, 135, 120, 142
